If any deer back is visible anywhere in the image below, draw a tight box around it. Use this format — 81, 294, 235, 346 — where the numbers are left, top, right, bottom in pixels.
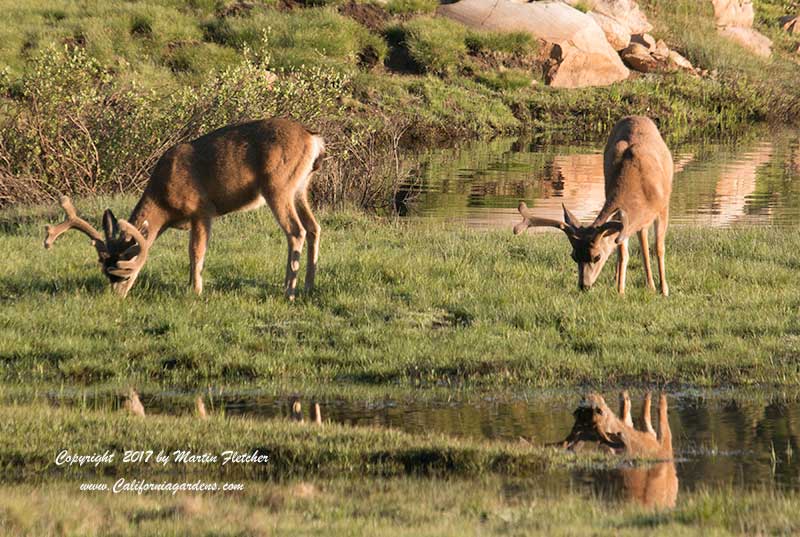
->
139, 119, 323, 226
599, 116, 673, 230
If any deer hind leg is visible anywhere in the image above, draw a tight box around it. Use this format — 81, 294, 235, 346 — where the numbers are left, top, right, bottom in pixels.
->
189, 217, 211, 295
638, 228, 656, 291
617, 238, 629, 294
654, 209, 669, 297
296, 191, 320, 294
641, 392, 656, 437
269, 196, 306, 300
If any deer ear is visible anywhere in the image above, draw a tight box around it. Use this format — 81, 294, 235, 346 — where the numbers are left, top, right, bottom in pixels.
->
562, 204, 582, 228
102, 209, 118, 240
598, 220, 624, 238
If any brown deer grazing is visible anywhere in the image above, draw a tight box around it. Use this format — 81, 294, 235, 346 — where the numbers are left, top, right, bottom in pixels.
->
43, 118, 325, 299
554, 391, 678, 509
514, 116, 673, 295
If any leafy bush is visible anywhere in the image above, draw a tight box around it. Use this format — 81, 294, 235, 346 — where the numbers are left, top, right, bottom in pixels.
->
0, 43, 347, 205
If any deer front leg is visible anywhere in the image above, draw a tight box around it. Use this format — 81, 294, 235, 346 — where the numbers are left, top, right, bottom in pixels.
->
641, 392, 656, 437
654, 210, 669, 297
619, 391, 633, 427
638, 228, 655, 291
657, 393, 672, 456
617, 238, 629, 294
189, 217, 211, 295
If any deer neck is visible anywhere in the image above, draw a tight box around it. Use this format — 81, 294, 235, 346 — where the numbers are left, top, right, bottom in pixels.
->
128, 194, 167, 244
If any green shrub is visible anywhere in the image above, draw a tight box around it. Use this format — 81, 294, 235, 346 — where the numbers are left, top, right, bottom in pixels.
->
385, 0, 439, 15
393, 17, 467, 75
0, 43, 348, 205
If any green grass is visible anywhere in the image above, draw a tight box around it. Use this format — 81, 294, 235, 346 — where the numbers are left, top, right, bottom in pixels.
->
2, 196, 800, 391
4, 478, 800, 536
0, 0, 798, 156
0, 403, 598, 483
389, 17, 467, 75
384, 0, 439, 15
2, 403, 800, 535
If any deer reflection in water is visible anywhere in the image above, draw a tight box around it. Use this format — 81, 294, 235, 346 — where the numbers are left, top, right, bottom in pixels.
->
553, 392, 678, 509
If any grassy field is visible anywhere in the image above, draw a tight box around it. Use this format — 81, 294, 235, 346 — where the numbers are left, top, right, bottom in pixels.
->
1, 403, 799, 536
4, 479, 800, 536
2, 196, 800, 392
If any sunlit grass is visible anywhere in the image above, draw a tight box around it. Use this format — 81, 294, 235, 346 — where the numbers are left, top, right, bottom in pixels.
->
2, 196, 800, 391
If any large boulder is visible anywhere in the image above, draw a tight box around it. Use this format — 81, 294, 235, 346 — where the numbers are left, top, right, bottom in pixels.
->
591, 12, 631, 51
711, 0, 754, 28
710, 0, 772, 57
438, 0, 629, 88
586, 0, 653, 35
719, 26, 773, 57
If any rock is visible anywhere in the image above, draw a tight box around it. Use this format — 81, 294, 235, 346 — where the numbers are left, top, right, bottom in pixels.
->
667, 50, 693, 71
653, 39, 670, 60
780, 15, 800, 34
711, 0, 755, 28
620, 42, 659, 72
630, 33, 656, 51
591, 12, 631, 51
578, 0, 653, 34
438, 0, 629, 88
719, 26, 772, 57
711, 0, 772, 57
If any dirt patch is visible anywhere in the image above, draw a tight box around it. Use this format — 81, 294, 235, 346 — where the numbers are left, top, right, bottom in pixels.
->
338, 1, 390, 32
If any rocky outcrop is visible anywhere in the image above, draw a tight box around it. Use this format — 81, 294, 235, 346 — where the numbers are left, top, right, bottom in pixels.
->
711, 0, 772, 57
621, 43, 660, 72
711, 0, 755, 27
621, 35, 695, 74
591, 12, 631, 51
438, 0, 629, 88
718, 26, 772, 57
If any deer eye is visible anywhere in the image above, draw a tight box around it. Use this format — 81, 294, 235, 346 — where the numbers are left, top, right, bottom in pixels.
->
593, 255, 601, 263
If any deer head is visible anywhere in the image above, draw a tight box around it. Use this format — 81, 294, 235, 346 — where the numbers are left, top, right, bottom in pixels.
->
44, 196, 150, 297
514, 202, 627, 290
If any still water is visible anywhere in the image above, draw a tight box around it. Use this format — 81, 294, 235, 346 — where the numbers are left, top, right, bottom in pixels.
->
54, 389, 800, 501
401, 133, 800, 229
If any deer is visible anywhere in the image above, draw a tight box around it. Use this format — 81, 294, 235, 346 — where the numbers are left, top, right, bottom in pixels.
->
514, 116, 673, 296
43, 118, 325, 299
553, 391, 677, 509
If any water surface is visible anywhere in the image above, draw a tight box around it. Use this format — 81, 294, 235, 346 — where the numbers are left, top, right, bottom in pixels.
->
49, 389, 800, 501
401, 133, 800, 229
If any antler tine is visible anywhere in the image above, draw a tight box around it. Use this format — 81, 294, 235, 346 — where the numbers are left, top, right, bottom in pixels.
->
107, 220, 149, 277
513, 201, 568, 235
43, 196, 104, 249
